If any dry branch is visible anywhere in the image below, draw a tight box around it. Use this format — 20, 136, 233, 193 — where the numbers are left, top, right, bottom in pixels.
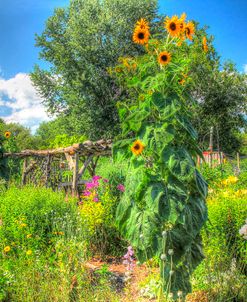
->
3, 140, 112, 158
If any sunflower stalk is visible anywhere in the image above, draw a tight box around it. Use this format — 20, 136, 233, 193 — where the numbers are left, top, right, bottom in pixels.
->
113, 15, 208, 300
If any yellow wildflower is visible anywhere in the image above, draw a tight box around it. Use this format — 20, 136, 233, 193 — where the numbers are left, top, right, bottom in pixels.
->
26, 250, 32, 256
4, 246, 11, 253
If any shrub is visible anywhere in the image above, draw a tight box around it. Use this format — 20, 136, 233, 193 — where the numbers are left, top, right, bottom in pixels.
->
79, 176, 127, 258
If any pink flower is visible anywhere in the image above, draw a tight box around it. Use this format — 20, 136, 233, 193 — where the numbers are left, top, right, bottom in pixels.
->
85, 182, 96, 189
93, 197, 99, 202
117, 184, 125, 192
92, 175, 101, 182
83, 191, 91, 196
103, 178, 109, 183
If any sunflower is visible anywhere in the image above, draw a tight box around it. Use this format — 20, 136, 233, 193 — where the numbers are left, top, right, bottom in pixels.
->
164, 16, 181, 37
136, 18, 150, 30
131, 140, 145, 156
158, 51, 171, 66
184, 21, 195, 40
132, 27, 150, 45
202, 36, 208, 52
4, 131, 11, 139
179, 13, 187, 32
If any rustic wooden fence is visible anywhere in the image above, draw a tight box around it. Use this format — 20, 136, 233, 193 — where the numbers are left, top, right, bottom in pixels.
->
3, 140, 112, 197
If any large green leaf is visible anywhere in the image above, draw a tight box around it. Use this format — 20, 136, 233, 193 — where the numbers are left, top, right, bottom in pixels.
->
165, 148, 195, 182
195, 169, 208, 198
176, 115, 198, 140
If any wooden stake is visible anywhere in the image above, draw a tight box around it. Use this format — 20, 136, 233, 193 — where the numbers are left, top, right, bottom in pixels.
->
72, 153, 79, 197
21, 158, 28, 185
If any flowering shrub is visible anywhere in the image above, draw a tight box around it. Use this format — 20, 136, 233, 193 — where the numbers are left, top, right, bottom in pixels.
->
113, 15, 208, 298
79, 176, 126, 257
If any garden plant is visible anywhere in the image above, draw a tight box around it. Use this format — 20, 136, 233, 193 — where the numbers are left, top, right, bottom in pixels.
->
113, 15, 209, 299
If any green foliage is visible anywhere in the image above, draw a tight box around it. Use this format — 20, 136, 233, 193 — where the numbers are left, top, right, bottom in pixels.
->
0, 122, 38, 151
0, 186, 81, 253
35, 116, 88, 149
113, 18, 208, 298
191, 61, 247, 154
0, 185, 125, 302
192, 174, 247, 301
31, 0, 158, 140
49, 134, 87, 148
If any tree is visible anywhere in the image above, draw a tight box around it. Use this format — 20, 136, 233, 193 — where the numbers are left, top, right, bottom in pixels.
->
35, 116, 88, 149
0, 122, 37, 151
31, 0, 158, 140
191, 60, 247, 154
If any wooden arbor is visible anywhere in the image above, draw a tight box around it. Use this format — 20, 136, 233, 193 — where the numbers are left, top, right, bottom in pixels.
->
3, 140, 112, 196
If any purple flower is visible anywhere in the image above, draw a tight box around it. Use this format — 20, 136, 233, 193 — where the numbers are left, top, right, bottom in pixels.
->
92, 175, 101, 182
103, 178, 109, 183
93, 197, 99, 202
123, 246, 134, 272
117, 184, 125, 192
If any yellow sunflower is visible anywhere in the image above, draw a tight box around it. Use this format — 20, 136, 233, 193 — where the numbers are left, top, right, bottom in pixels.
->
202, 36, 208, 52
4, 131, 11, 139
184, 21, 195, 40
179, 13, 187, 32
136, 18, 150, 30
131, 140, 145, 156
132, 27, 150, 45
164, 16, 181, 37
158, 51, 171, 66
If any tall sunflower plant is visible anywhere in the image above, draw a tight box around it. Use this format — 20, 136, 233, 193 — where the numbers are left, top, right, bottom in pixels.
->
112, 14, 208, 300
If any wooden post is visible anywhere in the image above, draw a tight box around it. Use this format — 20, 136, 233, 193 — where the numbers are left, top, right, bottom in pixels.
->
45, 155, 52, 187
209, 152, 212, 168
21, 158, 28, 185
72, 152, 79, 197
209, 126, 213, 152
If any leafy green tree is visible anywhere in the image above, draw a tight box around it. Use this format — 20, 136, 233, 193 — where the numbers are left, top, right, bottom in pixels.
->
31, 0, 158, 140
0, 122, 37, 151
35, 116, 87, 149
191, 60, 247, 154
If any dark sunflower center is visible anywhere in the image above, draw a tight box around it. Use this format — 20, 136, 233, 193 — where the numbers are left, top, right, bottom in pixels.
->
134, 144, 141, 150
170, 22, 176, 31
186, 28, 190, 35
138, 32, 145, 39
161, 55, 168, 62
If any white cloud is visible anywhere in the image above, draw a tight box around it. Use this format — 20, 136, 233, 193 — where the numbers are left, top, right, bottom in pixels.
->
0, 73, 50, 132
244, 64, 247, 74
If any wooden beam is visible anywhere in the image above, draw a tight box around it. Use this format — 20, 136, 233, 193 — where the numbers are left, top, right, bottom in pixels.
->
3, 139, 112, 158
65, 153, 75, 170
78, 155, 93, 179
58, 180, 87, 188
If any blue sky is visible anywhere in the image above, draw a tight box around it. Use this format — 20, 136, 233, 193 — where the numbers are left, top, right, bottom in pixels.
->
0, 0, 246, 132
